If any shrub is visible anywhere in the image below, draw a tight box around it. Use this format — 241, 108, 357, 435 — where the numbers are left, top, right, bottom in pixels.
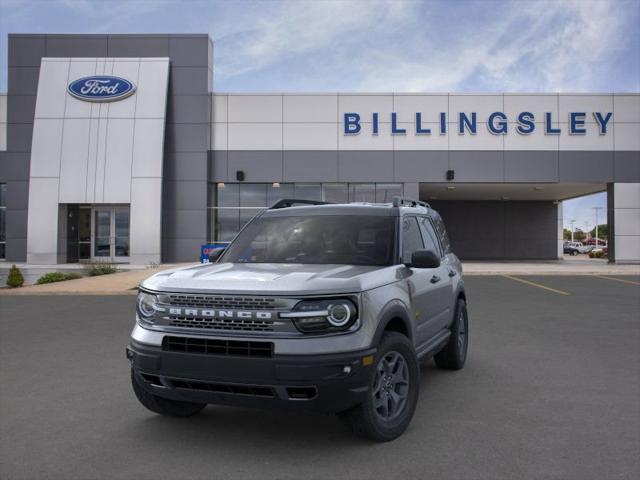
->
589, 250, 606, 259
6, 265, 24, 288
36, 272, 82, 285
85, 263, 118, 276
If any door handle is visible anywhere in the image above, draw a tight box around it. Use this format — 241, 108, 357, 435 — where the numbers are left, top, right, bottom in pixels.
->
430, 275, 441, 284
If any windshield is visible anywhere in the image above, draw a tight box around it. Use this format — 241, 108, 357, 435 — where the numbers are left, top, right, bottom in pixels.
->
221, 215, 396, 266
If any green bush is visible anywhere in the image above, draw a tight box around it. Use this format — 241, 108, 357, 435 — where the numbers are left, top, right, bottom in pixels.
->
85, 263, 118, 276
6, 265, 24, 288
589, 250, 606, 259
36, 272, 82, 284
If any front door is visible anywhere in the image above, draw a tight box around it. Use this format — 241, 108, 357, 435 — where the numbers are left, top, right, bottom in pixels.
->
92, 206, 130, 263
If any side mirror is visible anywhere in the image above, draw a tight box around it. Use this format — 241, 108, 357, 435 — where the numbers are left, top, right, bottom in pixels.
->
406, 249, 440, 269
208, 248, 225, 263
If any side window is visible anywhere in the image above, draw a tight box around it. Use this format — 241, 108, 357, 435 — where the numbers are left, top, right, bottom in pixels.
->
419, 217, 442, 257
432, 216, 451, 254
402, 217, 424, 263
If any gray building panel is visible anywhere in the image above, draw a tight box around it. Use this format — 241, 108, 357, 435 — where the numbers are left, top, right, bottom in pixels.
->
394, 151, 449, 182
6, 95, 36, 124
169, 36, 212, 67
7, 67, 40, 95
0, 153, 30, 181
165, 152, 209, 182
208, 151, 228, 182
163, 180, 208, 211
163, 208, 209, 239
45, 35, 109, 57
107, 35, 170, 57
6, 123, 33, 153
169, 67, 211, 95
338, 151, 394, 182
8, 35, 45, 67
283, 151, 339, 182
449, 151, 505, 182
614, 151, 640, 182
559, 151, 614, 183
166, 94, 210, 124
504, 151, 559, 182
228, 151, 284, 182
164, 123, 210, 153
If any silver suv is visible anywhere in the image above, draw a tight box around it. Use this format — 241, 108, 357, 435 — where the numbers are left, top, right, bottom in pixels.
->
127, 197, 469, 441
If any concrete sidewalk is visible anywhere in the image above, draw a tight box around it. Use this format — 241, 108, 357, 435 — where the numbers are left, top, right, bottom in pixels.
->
0, 264, 186, 295
1, 258, 638, 295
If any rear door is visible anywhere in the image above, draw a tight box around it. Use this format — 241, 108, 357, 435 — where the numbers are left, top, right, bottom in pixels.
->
418, 216, 453, 333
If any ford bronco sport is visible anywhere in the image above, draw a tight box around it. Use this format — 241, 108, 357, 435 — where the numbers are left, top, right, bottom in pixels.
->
127, 197, 469, 441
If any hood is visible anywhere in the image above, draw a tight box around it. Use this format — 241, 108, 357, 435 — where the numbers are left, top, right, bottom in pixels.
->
141, 262, 402, 295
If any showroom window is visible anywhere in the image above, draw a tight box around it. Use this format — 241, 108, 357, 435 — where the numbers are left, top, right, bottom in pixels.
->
0, 183, 6, 259
208, 182, 403, 242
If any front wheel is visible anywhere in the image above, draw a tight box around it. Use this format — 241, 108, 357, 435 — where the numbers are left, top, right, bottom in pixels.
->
131, 369, 206, 417
434, 298, 469, 370
338, 332, 419, 442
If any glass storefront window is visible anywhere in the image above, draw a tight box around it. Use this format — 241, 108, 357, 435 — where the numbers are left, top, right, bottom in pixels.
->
323, 184, 348, 203
208, 182, 403, 243
349, 183, 376, 203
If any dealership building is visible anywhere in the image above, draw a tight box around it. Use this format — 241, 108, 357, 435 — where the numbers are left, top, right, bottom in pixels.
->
0, 33, 638, 265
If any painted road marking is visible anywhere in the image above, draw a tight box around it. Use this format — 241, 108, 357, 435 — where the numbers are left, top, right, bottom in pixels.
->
502, 275, 571, 296
593, 275, 640, 286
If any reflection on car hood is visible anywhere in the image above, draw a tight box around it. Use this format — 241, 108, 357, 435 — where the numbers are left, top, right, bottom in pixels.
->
140, 262, 402, 295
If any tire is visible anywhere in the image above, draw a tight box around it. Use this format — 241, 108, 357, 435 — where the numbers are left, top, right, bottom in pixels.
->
338, 332, 419, 442
434, 298, 469, 370
572, 250, 579, 256
131, 369, 206, 417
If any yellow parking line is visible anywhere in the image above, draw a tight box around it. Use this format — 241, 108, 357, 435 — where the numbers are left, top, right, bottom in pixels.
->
593, 275, 640, 286
502, 275, 570, 296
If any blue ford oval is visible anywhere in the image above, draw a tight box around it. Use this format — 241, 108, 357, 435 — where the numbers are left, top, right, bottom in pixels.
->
67, 76, 136, 102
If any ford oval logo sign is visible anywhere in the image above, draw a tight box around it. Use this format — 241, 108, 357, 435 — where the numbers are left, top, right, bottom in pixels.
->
67, 76, 136, 102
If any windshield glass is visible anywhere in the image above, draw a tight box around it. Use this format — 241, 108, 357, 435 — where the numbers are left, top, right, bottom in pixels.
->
221, 215, 396, 266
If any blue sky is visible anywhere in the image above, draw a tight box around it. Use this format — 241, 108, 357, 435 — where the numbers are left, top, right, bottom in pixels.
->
1, 0, 638, 227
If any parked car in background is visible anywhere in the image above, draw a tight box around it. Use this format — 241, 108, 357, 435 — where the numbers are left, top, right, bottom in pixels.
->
563, 242, 585, 255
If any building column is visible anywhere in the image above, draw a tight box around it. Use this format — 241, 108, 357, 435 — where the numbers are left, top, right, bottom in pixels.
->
557, 201, 564, 259
608, 183, 640, 263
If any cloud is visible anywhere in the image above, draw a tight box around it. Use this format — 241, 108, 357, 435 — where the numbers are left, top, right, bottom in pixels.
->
212, 0, 638, 92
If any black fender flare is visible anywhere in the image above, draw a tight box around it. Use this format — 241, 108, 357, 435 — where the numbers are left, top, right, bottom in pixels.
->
370, 299, 414, 348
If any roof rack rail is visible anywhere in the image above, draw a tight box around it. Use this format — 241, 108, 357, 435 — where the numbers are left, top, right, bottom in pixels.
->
269, 198, 331, 209
391, 196, 430, 209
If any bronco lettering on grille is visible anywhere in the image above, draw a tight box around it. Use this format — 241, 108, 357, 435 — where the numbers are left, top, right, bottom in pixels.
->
167, 308, 273, 320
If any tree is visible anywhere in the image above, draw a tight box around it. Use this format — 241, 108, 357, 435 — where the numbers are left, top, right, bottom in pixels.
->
6, 264, 24, 288
589, 224, 607, 239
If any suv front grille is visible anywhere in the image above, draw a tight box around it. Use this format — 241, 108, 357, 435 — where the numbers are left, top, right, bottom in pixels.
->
162, 336, 274, 358
167, 294, 278, 310
168, 316, 274, 332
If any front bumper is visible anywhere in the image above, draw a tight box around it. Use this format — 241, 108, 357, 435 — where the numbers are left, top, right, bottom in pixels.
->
127, 339, 376, 414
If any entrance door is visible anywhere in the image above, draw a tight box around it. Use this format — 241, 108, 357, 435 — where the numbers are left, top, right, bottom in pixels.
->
92, 206, 130, 263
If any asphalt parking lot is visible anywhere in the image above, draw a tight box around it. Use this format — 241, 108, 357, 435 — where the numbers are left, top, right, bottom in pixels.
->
1, 275, 639, 480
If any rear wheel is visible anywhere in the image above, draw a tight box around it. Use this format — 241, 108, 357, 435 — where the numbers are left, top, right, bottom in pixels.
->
131, 369, 206, 417
338, 332, 419, 442
434, 298, 469, 370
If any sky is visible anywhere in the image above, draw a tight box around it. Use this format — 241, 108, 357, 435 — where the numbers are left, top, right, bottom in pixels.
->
1, 0, 638, 227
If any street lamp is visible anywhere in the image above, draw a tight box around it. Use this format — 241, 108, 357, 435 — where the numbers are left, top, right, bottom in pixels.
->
570, 219, 576, 242
592, 206, 603, 248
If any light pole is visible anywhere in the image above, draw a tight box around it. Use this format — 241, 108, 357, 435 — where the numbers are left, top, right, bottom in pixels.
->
592, 206, 603, 248
570, 219, 576, 242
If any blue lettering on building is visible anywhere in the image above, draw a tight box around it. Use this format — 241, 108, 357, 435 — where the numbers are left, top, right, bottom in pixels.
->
342, 111, 613, 136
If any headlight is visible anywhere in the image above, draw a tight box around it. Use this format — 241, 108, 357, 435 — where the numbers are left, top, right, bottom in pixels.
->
281, 298, 358, 333
137, 290, 158, 324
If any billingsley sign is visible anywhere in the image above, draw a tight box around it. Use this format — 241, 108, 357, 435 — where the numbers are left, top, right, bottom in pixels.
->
343, 111, 613, 135
67, 76, 136, 102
